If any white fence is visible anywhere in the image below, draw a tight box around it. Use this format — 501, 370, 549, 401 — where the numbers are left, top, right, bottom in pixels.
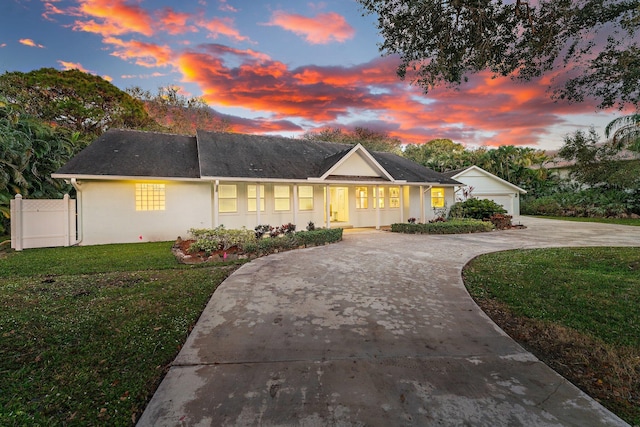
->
10, 194, 77, 251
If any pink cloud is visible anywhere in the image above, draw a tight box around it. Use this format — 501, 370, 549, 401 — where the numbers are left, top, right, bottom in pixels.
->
197, 16, 251, 42
158, 8, 197, 35
266, 11, 355, 44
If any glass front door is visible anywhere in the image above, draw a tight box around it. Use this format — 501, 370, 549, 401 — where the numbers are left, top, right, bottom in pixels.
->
325, 187, 349, 222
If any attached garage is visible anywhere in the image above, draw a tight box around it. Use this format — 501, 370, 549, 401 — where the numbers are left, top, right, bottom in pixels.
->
444, 166, 527, 216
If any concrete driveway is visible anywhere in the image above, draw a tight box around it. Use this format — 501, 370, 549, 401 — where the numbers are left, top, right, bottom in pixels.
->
138, 217, 640, 426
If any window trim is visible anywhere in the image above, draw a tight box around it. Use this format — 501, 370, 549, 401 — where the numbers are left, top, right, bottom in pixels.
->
298, 185, 314, 211
431, 187, 445, 208
247, 184, 265, 212
274, 185, 291, 212
356, 186, 368, 209
389, 186, 400, 209
218, 184, 238, 213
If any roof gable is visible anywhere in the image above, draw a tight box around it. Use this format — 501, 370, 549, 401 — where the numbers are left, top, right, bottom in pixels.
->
451, 166, 527, 194
318, 144, 395, 181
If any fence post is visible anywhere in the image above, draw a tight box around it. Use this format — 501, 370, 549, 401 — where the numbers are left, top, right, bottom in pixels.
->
63, 194, 71, 247
11, 194, 23, 251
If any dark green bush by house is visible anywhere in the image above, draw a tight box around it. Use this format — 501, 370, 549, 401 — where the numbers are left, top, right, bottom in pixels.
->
391, 219, 494, 234
448, 198, 507, 220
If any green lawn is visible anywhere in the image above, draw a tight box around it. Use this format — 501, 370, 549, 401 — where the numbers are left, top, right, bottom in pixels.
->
0, 242, 242, 426
463, 247, 640, 425
534, 216, 640, 226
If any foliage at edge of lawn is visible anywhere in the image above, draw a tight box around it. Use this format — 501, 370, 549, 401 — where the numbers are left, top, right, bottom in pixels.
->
462, 247, 640, 426
532, 216, 640, 227
390, 219, 494, 234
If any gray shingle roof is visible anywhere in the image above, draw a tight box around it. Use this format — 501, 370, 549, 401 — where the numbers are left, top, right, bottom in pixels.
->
54, 129, 199, 178
54, 128, 461, 185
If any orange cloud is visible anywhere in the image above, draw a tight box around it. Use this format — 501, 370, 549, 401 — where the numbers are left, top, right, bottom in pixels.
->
266, 11, 355, 44
175, 43, 600, 147
58, 60, 91, 73
197, 17, 251, 42
74, 0, 155, 37
159, 8, 197, 35
19, 38, 45, 48
104, 37, 174, 68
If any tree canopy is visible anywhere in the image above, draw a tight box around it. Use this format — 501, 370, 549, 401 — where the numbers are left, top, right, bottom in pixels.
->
0, 68, 152, 135
301, 127, 402, 153
127, 86, 230, 135
357, 0, 640, 109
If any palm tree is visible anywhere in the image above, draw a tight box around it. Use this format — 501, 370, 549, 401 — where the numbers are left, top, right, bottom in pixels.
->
604, 113, 640, 152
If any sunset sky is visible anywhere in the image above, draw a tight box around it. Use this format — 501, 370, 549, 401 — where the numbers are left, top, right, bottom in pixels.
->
1, 0, 624, 149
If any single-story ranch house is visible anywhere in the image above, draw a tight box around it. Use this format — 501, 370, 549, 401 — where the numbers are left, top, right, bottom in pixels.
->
52, 129, 462, 246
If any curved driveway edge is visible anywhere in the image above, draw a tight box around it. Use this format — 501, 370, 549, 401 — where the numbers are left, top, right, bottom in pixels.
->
138, 217, 639, 426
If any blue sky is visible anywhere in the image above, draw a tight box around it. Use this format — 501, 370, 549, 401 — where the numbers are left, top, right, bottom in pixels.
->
0, 0, 622, 149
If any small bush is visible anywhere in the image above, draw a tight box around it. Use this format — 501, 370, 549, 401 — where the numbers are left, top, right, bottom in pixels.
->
391, 219, 494, 234
242, 228, 343, 256
488, 214, 513, 230
449, 198, 507, 220
188, 226, 255, 255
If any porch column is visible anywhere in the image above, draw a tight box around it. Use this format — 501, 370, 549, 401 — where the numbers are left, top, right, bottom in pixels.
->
420, 185, 425, 223
325, 184, 331, 229
213, 180, 219, 227
375, 184, 380, 230
399, 185, 404, 223
293, 184, 298, 226
256, 183, 261, 226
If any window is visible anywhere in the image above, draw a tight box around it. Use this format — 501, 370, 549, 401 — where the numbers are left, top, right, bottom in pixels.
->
219, 184, 237, 213
389, 187, 400, 208
374, 187, 385, 208
135, 183, 165, 211
247, 185, 265, 212
356, 186, 368, 209
274, 185, 290, 211
431, 187, 445, 208
298, 185, 313, 210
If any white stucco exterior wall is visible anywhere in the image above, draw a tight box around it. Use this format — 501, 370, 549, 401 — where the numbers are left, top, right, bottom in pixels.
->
78, 180, 212, 245
452, 167, 525, 216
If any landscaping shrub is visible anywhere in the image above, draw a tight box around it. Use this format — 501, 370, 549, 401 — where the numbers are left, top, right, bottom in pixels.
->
191, 226, 344, 257
488, 214, 513, 230
391, 219, 494, 234
188, 226, 255, 255
448, 198, 507, 220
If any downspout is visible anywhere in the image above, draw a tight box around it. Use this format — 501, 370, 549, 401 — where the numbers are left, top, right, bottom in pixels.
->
70, 178, 83, 246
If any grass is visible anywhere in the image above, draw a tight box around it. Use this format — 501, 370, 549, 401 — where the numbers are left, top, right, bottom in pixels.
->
463, 247, 640, 426
0, 242, 243, 426
534, 216, 640, 226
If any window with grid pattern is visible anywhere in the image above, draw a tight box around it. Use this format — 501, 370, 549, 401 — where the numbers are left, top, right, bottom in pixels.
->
389, 187, 400, 208
135, 184, 165, 211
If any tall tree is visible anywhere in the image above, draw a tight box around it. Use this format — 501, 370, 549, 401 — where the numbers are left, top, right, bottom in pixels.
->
605, 113, 640, 152
357, 0, 640, 109
558, 128, 640, 190
0, 99, 82, 234
127, 86, 230, 135
0, 68, 152, 135
403, 138, 487, 172
302, 127, 402, 153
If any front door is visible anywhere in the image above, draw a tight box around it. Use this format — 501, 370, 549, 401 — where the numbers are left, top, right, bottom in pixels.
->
325, 187, 349, 222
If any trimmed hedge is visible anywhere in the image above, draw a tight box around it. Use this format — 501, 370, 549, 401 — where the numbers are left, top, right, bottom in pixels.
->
448, 198, 507, 220
239, 228, 344, 256
391, 219, 494, 234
